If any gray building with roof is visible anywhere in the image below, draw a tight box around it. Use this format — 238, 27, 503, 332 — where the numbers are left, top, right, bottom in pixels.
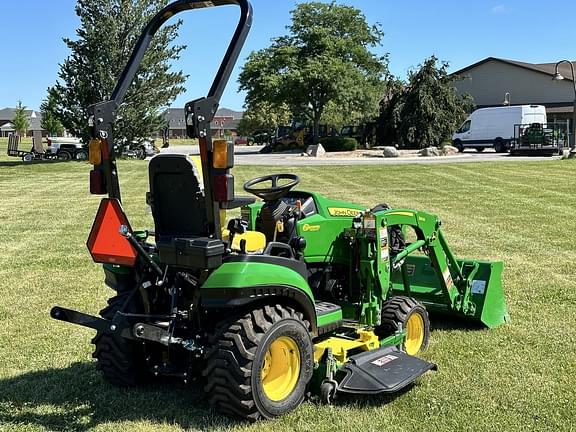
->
452, 57, 575, 125
0, 107, 44, 137
163, 107, 243, 139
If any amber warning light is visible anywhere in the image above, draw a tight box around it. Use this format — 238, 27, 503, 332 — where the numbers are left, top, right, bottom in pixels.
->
87, 198, 137, 266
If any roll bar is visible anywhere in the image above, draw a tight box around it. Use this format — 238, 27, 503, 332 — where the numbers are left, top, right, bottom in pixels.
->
89, 0, 253, 204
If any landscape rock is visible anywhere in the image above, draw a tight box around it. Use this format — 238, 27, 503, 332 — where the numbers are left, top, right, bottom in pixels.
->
306, 144, 326, 157
418, 146, 440, 157
382, 146, 400, 158
440, 145, 459, 156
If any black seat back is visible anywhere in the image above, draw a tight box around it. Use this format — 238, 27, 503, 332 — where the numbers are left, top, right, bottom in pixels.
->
148, 154, 208, 241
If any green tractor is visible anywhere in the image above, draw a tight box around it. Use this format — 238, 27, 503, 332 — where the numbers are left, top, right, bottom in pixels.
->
51, 0, 509, 421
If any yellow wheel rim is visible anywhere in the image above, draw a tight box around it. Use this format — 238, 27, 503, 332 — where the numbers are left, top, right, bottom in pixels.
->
261, 336, 301, 401
404, 313, 425, 355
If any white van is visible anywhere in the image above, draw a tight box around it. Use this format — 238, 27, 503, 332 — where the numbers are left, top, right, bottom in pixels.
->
452, 105, 547, 153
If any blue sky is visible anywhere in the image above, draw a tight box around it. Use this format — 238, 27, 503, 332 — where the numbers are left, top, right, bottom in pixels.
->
1, 0, 575, 111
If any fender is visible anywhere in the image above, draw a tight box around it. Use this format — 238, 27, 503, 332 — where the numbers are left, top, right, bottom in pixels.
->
200, 260, 317, 333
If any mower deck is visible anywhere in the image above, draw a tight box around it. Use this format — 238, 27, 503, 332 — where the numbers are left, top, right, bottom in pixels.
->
337, 346, 436, 395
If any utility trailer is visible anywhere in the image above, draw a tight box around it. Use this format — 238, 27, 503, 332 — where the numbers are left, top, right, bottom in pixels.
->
510, 122, 569, 156
6, 134, 83, 162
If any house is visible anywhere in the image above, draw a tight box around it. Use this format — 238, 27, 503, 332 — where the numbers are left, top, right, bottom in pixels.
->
0, 107, 44, 137
162, 107, 243, 139
451, 57, 575, 126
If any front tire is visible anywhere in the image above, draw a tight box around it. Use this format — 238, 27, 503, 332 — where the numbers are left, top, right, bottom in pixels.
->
453, 140, 464, 152
92, 292, 150, 386
377, 296, 430, 356
203, 305, 313, 421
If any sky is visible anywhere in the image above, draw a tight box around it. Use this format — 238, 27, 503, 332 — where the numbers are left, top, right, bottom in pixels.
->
1, 0, 575, 112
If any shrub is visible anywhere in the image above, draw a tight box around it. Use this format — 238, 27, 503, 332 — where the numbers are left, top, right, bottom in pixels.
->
319, 137, 357, 152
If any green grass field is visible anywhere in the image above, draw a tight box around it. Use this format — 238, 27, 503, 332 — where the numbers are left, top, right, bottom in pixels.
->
0, 141, 575, 431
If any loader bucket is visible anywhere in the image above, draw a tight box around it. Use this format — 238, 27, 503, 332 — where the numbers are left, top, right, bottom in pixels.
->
390, 256, 509, 328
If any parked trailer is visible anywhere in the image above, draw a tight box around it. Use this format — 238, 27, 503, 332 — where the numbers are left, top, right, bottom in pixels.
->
510, 121, 569, 156
6, 135, 84, 162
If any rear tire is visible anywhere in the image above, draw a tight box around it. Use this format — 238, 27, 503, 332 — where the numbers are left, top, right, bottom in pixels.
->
22, 153, 34, 162
377, 296, 430, 356
92, 292, 150, 387
203, 305, 313, 420
494, 139, 506, 153
57, 151, 72, 161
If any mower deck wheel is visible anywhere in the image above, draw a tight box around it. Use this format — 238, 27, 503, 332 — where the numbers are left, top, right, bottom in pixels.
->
203, 304, 313, 420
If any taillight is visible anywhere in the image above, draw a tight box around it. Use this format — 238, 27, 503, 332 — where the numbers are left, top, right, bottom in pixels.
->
47, 138, 52, 147
90, 169, 106, 195
213, 174, 234, 202
86, 198, 136, 266
89, 138, 102, 165
213, 139, 234, 169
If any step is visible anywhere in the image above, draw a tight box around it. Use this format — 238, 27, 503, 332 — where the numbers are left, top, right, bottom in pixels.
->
315, 301, 343, 335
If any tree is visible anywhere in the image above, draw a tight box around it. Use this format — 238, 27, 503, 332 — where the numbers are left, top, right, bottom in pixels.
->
239, 2, 388, 143
12, 101, 29, 137
40, 91, 65, 136
378, 56, 474, 148
50, 0, 187, 143
237, 102, 291, 137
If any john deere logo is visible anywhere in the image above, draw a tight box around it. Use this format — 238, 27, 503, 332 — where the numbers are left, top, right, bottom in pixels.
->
302, 224, 321, 232
328, 207, 361, 217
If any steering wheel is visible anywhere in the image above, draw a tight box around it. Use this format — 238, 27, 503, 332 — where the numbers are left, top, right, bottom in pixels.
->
243, 173, 300, 201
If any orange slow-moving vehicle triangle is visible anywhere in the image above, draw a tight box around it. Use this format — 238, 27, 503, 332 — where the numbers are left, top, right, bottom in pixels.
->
87, 198, 137, 266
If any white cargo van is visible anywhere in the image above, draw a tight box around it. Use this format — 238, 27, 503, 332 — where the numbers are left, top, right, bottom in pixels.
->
452, 105, 547, 153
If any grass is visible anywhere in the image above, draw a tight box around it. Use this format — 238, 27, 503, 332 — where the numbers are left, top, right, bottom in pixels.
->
0, 139, 575, 431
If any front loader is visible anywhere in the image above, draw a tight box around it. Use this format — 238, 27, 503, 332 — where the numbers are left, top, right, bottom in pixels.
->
51, 0, 509, 421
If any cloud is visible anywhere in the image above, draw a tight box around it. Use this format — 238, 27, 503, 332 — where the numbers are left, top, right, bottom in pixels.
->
491, 4, 509, 14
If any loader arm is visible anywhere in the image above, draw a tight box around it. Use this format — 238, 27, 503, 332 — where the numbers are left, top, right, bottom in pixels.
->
373, 209, 508, 328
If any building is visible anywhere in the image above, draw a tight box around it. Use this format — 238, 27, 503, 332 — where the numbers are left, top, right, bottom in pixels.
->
0, 107, 44, 137
451, 57, 575, 126
163, 107, 243, 139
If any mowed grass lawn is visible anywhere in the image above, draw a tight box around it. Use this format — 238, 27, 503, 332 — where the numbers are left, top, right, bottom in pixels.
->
0, 140, 575, 431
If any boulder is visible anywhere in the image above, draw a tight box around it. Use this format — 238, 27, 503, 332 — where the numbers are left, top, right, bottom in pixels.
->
440, 145, 459, 156
419, 146, 440, 157
382, 146, 400, 158
306, 144, 326, 157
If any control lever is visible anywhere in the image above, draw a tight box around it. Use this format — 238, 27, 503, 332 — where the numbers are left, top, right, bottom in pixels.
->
227, 218, 248, 248
119, 225, 163, 277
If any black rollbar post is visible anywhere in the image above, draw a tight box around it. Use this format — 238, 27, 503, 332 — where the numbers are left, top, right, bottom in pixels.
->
88, 0, 253, 210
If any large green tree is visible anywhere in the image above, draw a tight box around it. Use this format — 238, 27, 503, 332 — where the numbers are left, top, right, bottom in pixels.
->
378, 56, 474, 148
237, 102, 291, 137
49, 0, 187, 143
239, 1, 388, 142
12, 101, 29, 137
40, 91, 64, 136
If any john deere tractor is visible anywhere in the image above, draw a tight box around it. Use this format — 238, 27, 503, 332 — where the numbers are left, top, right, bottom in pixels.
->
51, 0, 509, 421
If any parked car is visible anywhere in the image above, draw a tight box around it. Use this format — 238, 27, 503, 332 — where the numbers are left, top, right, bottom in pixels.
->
234, 136, 254, 146
46, 137, 87, 160
452, 105, 547, 153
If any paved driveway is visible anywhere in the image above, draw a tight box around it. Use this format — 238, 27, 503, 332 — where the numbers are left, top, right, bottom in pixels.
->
158, 145, 562, 166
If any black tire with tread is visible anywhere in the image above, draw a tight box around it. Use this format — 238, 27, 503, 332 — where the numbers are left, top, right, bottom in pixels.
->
203, 304, 313, 421
91, 292, 150, 387
377, 296, 430, 354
